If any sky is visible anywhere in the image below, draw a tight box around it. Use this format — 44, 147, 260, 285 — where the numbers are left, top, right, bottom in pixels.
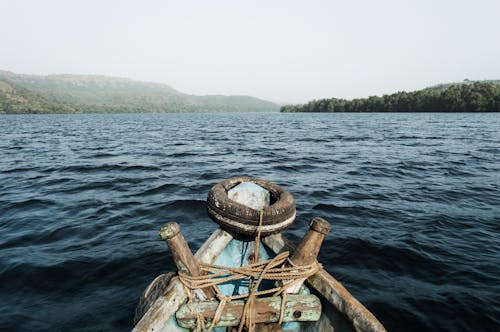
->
1, 0, 499, 103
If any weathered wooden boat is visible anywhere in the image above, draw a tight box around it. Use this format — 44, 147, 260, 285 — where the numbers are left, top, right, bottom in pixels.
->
133, 177, 386, 332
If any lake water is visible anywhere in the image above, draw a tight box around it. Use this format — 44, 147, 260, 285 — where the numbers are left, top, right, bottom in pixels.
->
0, 112, 499, 331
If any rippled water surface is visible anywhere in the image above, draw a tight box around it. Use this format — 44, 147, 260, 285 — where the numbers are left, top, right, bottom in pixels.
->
1, 112, 499, 331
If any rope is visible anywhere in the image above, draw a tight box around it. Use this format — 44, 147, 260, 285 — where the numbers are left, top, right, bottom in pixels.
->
238, 209, 265, 332
278, 292, 287, 325
178, 210, 321, 332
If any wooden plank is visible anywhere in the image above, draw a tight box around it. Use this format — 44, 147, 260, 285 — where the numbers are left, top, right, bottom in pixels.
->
176, 294, 321, 328
307, 270, 386, 332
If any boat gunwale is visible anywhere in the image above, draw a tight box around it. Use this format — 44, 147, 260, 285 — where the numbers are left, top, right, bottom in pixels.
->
133, 229, 386, 332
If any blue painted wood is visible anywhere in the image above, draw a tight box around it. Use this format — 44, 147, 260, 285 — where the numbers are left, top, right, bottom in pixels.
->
228, 182, 270, 210
166, 238, 303, 331
213, 238, 275, 297
214, 238, 302, 331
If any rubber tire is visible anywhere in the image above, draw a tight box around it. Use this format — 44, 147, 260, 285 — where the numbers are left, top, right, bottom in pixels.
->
207, 176, 296, 236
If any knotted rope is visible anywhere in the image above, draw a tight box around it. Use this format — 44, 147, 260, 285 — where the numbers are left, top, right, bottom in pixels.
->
177, 210, 321, 331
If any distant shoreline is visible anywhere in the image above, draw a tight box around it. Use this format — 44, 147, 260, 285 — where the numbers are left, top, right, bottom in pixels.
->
1, 111, 498, 116
281, 81, 500, 113
0, 110, 282, 115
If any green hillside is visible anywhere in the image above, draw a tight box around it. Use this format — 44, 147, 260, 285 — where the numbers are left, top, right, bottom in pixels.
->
0, 70, 279, 114
425, 79, 500, 92
0, 78, 76, 114
281, 80, 500, 113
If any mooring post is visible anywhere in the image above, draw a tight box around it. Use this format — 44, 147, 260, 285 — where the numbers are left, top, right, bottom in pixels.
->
286, 216, 331, 293
290, 217, 331, 265
159, 221, 216, 299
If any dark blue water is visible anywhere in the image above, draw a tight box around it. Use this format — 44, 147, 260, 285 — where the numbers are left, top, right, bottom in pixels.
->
1, 113, 499, 331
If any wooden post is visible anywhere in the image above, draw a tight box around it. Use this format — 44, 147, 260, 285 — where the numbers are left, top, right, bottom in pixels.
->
286, 216, 331, 293
159, 222, 216, 299
290, 217, 331, 266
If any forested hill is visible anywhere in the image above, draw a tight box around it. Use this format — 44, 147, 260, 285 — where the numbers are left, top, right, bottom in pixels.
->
0, 70, 279, 114
281, 81, 500, 113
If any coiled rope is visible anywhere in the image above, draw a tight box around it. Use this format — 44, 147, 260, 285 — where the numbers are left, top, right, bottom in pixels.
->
178, 210, 321, 332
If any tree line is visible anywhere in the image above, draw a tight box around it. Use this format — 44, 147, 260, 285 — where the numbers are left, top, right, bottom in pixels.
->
281, 82, 500, 113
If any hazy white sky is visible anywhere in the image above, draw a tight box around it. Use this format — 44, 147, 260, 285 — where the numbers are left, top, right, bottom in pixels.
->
1, 0, 499, 103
